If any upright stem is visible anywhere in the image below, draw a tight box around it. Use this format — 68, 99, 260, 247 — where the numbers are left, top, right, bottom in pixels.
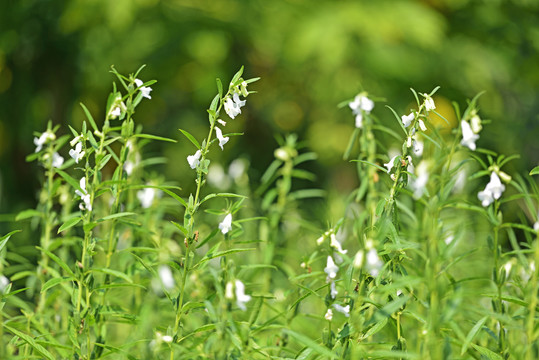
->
525, 236, 539, 360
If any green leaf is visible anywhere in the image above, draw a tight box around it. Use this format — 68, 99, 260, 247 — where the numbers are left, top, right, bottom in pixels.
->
178, 129, 201, 149
56, 169, 83, 193
289, 189, 326, 200
181, 301, 206, 313
530, 166, 539, 176
352, 159, 388, 173
199, 192, 247, 205
192, 248, 255, 270
461, 316, 488, 355
343, 127, 360, 160
15, 209, 42, 221
230, 66, 244, 85
57, 217, 82, 233
91, 268, 133, 283
209, 94, 220, 113
216, 78, 223, 97
161, 188, 188, 208
283, 329, 336, 359
360, 318, 388, 340
134, 133, 177, 143
470, 344, 503, 360
0, 230, 20, 252
171, 221, 188, 236
97, 212, 136, 222
37, 246, 75, 278
97, 153, 112, 171
41, 276, 74, 293
3, 324, 56, 360
80, 103, 98, 132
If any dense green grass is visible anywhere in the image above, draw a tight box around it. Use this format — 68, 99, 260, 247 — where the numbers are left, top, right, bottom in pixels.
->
0, 66, 538, 359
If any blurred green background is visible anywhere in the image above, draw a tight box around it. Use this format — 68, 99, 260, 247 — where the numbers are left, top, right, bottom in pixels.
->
1, 0, 539, 221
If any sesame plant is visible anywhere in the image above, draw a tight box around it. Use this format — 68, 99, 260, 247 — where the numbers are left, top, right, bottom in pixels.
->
0, 65, 538, 360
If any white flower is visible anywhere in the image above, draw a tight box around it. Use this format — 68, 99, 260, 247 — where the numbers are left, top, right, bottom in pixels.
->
234, 279, 251, 311
225, 281, 234, 299
187, 150, 202, 169
75, 177, 92, 211
384, 155, 399, 174
486, 172, 505, 199
349, 94, 374, 114
413, 139, 424, 157
324, 256, 339, 279
401, 113, 414, 127
349, 94, 374, 129
110, 106, 122, 118
0, 275, 9, 294
418, 119, 427, 132
355, 113, 363, 128
353, 250, 364, 268
224, 92, 246, 119
503, 261, 512, 276
69, 142, 85, 164
224, 97, 239, 119
158, 265, 175, 290
478, 172, 505, 207
162, 335, 173, 343
460, 120, 479, 151
215, 127, 229, 150
134, 79, 152, 99
478, 189, 494, 207
330, 281, 338, 299
34, 131, 55, 152
124, 160, 135, 175
332, 304, 350, 317
52, 152, 64, 168
411, 161, 429, 198
330, 233, 347, 254
324, 309, 333, 321
217, 119, 227, 127
423, 94, 436, 111
534, 221, 539, 232
365, 248, 383, 277
137, 187, 156, 208
228, 159, 246, 181
219, 213, 233, 234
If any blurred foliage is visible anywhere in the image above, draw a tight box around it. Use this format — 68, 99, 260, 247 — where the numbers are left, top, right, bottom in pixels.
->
1, 0, 539, 224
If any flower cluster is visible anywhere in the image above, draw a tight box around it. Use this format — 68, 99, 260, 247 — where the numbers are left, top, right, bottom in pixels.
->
224, 81, 248, 119
384, 154, 412, 181
460, 111, 482, 151
34, 130, 55, 153
69, 136, 85, 164
353, 240, 383, 277
75, 177, 92, 211
410, 160, 429, 199
137, 186, 161, 209
477, 171, 506, 207
349, 93, 374, 128
225, 279, 251, 311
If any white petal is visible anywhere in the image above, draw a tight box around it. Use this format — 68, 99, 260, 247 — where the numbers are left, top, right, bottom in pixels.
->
401, 113, 414, 127
324, 256, 339, 279
332, 304, 350, 317
219, 213, 233, 234
158, 265, 175, 290
235, 280, 251, 310
187, 150, 202, 169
